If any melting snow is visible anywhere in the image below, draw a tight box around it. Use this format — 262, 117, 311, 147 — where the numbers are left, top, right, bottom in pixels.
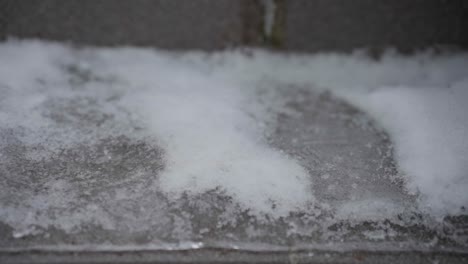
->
0, 40, 467, 249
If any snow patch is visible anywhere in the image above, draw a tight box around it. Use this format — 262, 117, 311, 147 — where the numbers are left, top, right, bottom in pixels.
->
0, 40, 468, 238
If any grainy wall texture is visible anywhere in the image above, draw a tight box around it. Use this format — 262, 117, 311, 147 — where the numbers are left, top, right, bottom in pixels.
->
0, 0, 263, 49
1, 0, 467, 52
281, 0, 468, 53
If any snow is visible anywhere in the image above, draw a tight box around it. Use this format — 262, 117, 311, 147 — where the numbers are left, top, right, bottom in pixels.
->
125, 79, 312, 217
351, 86, 468, 216
0, 40, 467, 248
205, 49, 468, 216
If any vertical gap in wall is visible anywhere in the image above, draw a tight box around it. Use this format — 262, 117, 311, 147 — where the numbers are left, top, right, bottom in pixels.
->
241, 0, 264, 47
270, 0, 285, 48
261, 0, 285, 49
261, 0, 275, 41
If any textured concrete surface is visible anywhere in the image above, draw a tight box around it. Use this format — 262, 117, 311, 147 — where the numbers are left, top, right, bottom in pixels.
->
0, 86, 414, 248
282, 0, 468, 53
2, 0, 467, 52
1, 84, 467, 261
1, 248, 468, 264
1, 0, 263, 49
1, 1, 468, 263
0, 76, 467, 257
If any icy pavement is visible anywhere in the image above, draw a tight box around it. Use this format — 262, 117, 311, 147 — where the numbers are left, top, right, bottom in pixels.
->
0, 40, 467, 253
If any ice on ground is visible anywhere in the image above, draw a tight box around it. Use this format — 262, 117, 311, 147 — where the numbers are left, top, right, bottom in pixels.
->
123, 76, 312, 217
0, 40, 467, 250
204, 49, 468, 216
352, 86, 468, 217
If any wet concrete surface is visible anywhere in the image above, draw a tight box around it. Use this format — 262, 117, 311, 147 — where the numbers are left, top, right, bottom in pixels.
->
1, 1, 468, 262
1, 248, 468, 264
0, 79, 467, 262
0, 41, 467, 262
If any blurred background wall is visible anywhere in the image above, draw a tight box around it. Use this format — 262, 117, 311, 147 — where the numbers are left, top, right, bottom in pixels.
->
0, 0, 467, 53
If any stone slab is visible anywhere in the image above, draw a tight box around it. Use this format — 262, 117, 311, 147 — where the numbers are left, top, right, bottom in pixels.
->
282, 0, 468, 53
1, 0, 263, 49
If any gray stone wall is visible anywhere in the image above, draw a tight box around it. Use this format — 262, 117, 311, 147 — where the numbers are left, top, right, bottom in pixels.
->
0, 0, 467, 52
282, 0, 468, 53
0, 0, 263, 50
0, 0, 8, 41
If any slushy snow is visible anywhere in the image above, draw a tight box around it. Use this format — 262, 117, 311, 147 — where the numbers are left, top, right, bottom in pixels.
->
0, 40, 467, 236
